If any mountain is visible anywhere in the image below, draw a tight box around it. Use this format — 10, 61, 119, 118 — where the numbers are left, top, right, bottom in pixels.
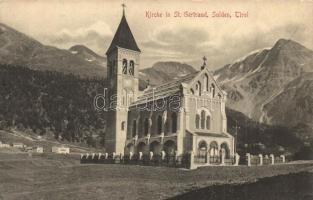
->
140, 61, 197, 86
0, 23, 106, 78
263, 73, 313, 129
69, 45, 106, 67
214, 39, 313, 132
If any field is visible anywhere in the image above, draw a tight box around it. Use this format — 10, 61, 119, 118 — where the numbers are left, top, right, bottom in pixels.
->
0, 153, 312, 200
0, 130, 99, 153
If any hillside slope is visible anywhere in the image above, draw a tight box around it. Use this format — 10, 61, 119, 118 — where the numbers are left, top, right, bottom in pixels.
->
214, 39, 313, 129
0, 23, 106, 78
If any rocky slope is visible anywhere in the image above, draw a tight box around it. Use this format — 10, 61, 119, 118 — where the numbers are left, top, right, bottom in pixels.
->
263, 73, 313, 128
214, 39, 313, 131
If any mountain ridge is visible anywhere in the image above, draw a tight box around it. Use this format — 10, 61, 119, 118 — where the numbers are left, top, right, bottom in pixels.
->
214, 38, 313, 134
0, 23, 107, 78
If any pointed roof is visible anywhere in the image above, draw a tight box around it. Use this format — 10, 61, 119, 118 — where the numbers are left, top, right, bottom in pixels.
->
106, 14, 141, 55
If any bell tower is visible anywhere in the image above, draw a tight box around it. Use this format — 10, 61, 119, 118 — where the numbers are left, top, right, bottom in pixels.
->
105, 4, 141, 154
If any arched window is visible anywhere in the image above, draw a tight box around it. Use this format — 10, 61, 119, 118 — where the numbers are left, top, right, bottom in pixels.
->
157, 115, 162, 135
190, 89, 194, 95
204, 74, 209, 91
171, 113, 177, 133
144, 118, 149, 136
211, 84, 215, 97
132, 120, 137, 137
122, 59, 127, 74
201, 110, 205, 129
195, 114, 200, 129
129, 60, 134, 75
206, 115, 211, 130
197, 81, 202, 96
121, 121, 125, 131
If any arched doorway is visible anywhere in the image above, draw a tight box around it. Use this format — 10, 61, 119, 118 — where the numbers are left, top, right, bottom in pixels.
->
197, 140, 208, 163
198, 140, 208, 156
209, 141, 219, 156
220, 142, 230, 159
137, 142, 147, 154
149, 141, 162, 155
163, 140, 176, 156
125, 143, 134, 155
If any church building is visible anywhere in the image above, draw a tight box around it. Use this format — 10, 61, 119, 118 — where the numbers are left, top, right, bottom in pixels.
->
104, 8, 235, 165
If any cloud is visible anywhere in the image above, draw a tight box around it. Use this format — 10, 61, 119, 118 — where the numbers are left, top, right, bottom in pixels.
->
1, 0, 312, 70
46, 21, 113, 54
141, 26, 212, 66
140, 21, 311, 70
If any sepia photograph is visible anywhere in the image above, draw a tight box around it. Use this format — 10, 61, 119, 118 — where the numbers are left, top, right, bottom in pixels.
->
0, 0, 312, 199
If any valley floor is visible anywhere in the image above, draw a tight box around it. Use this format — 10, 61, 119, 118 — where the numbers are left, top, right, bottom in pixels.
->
0, 153, 312, 200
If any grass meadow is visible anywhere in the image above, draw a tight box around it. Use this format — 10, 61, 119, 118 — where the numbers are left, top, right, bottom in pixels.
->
0, 152, 312, 200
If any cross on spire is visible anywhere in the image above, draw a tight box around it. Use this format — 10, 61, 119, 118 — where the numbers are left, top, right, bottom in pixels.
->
203, 56, 207, 66
201, 56, 207, 70
122, 3, 126, 16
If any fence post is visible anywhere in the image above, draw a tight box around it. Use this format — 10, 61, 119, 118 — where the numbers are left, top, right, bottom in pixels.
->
98, 153, 102, 160
139, 152, 143, 160
161, 151, 166, 160
280, 155, 285, 163
221, 149, 225, 165
235, 153, 240, 166
120, 153, 124, 163
258, 154, 263, 166
112, 152, 116, 163
189, 151, 196, 169
246, 153, 251, 166
206, 153, 210, 165
270, 154, 274, 165
149, 151, 153, 160
92, 153, 95, 159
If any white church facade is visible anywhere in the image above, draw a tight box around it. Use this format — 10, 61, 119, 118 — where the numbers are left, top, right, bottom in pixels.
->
104, 9, 235, 165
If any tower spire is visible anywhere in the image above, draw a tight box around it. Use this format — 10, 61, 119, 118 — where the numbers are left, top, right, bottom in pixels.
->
122, 3, 126, 16
106, 2, 141, 55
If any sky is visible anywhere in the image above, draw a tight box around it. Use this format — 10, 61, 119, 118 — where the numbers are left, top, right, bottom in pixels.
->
0, 0, 312, 70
